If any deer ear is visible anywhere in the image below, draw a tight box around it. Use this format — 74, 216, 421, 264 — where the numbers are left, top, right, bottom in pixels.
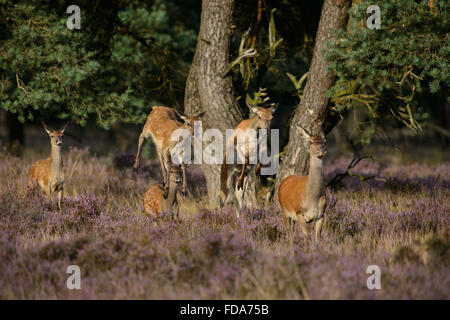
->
60, 121, 70, 133
42, 122, 51, 134
174, 110, 188, 122
246, 101, 259, 114
269, 103, 279, 114
194, 111, 206, 120
297, 124, 312, 139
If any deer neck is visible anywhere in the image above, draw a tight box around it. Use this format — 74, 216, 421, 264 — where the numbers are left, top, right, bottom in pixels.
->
249, 116, 259, 129
164, 183, 178, 210
50, 144, 63, 176
305, 153, 323, 209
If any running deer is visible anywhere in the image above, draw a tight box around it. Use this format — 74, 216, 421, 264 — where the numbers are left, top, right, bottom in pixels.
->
142, 165, 183, 217
29, 122, 69, 211
134, 106, 205, 196
278, 126, 327, 241
220, 102, 278, 217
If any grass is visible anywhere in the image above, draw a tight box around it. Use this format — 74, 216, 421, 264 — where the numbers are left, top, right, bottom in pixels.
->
0, 145, 448, 299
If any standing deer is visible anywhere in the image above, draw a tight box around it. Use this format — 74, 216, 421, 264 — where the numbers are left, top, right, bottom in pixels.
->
134, 106, 205, 196
220, 102, 278, 217
278, 125, 327, 241
29, 122, 69, 211
142, 165, 183, 217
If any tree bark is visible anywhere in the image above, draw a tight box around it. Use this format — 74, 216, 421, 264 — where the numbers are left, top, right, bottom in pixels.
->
185, 0, 260, 205
275, 0, 351, 196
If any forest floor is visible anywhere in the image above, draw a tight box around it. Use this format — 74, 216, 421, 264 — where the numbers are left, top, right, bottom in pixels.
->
0, 145, 449, 299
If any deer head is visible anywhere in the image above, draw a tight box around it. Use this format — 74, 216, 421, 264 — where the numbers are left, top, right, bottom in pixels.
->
174, 110, 206, 135
169, 165, 183, 186
247, 102, 278, 130
298, 125, 327, 159
42, 122, 69, 146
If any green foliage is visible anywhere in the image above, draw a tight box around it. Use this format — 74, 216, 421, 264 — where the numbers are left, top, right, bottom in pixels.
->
0, 0, 199, 128
246, 87, 270, 106
286, 71, 308, 99
228, 2, 287, 109
267, 8, 284, 61
326, 0, 449, 139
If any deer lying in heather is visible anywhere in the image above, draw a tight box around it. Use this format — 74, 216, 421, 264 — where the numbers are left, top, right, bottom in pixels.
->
29, 122, 69, 211
220, 102, 278, 217
278, 126, 327, 241
142, 166, 183, 217
134, 106, 205, 196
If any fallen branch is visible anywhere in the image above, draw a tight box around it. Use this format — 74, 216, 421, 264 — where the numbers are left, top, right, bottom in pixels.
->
326, 155, 384, 189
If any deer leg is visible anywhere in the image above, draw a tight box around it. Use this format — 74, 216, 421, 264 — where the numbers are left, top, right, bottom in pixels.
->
234, 175, 247, 218
288, 217, 295, 234
58, 188, 63, 212
134, 132, 146, 170
158, 151, 168, 186
255, 161, 262, 175
45, 184, 53, 207
315, 195, 327, 242
181, 162, 187, 196
281, 210, 289, 229
45, 184, 51, 198
314, 217, 324, 242
220, 167, 234, 207
234, 186, 244, 218
162, 151, 171, 197
235, 172, 251, 218
237, 160, 247, 190
297, 214, 309, 237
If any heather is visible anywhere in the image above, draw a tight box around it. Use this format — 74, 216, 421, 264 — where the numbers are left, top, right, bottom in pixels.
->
0, 146, 449, 299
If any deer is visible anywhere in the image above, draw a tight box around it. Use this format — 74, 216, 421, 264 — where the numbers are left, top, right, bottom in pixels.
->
142, 165, 183, 217
133, 106, 206, 197
220, 102, 278, 217
278, 125, 327, 242
29, 122, 69, 211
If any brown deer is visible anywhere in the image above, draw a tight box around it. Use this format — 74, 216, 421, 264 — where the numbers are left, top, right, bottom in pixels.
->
142, 166, 183, 217
220, 102, 278, 217
278, 125, 327, 241
134, 106, 205, 196
29, 122, 69, 211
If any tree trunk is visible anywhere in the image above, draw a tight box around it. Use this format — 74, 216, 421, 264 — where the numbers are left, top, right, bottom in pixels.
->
274, 0, 351, 196
184, 0, 259, 205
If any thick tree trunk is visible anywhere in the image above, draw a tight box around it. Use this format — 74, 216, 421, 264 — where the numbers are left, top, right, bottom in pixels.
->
275, 0, 351, 196
184, 0, 259, 205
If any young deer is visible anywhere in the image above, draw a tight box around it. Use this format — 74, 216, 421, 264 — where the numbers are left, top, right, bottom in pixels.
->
278, 126, 327, 241
220, 102, 278, 217
29, 122, 69, 211
142, 166, 183, 217
134, 106, 205, 196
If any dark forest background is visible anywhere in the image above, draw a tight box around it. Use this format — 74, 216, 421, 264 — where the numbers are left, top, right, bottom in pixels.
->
0, 0, 448, 198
